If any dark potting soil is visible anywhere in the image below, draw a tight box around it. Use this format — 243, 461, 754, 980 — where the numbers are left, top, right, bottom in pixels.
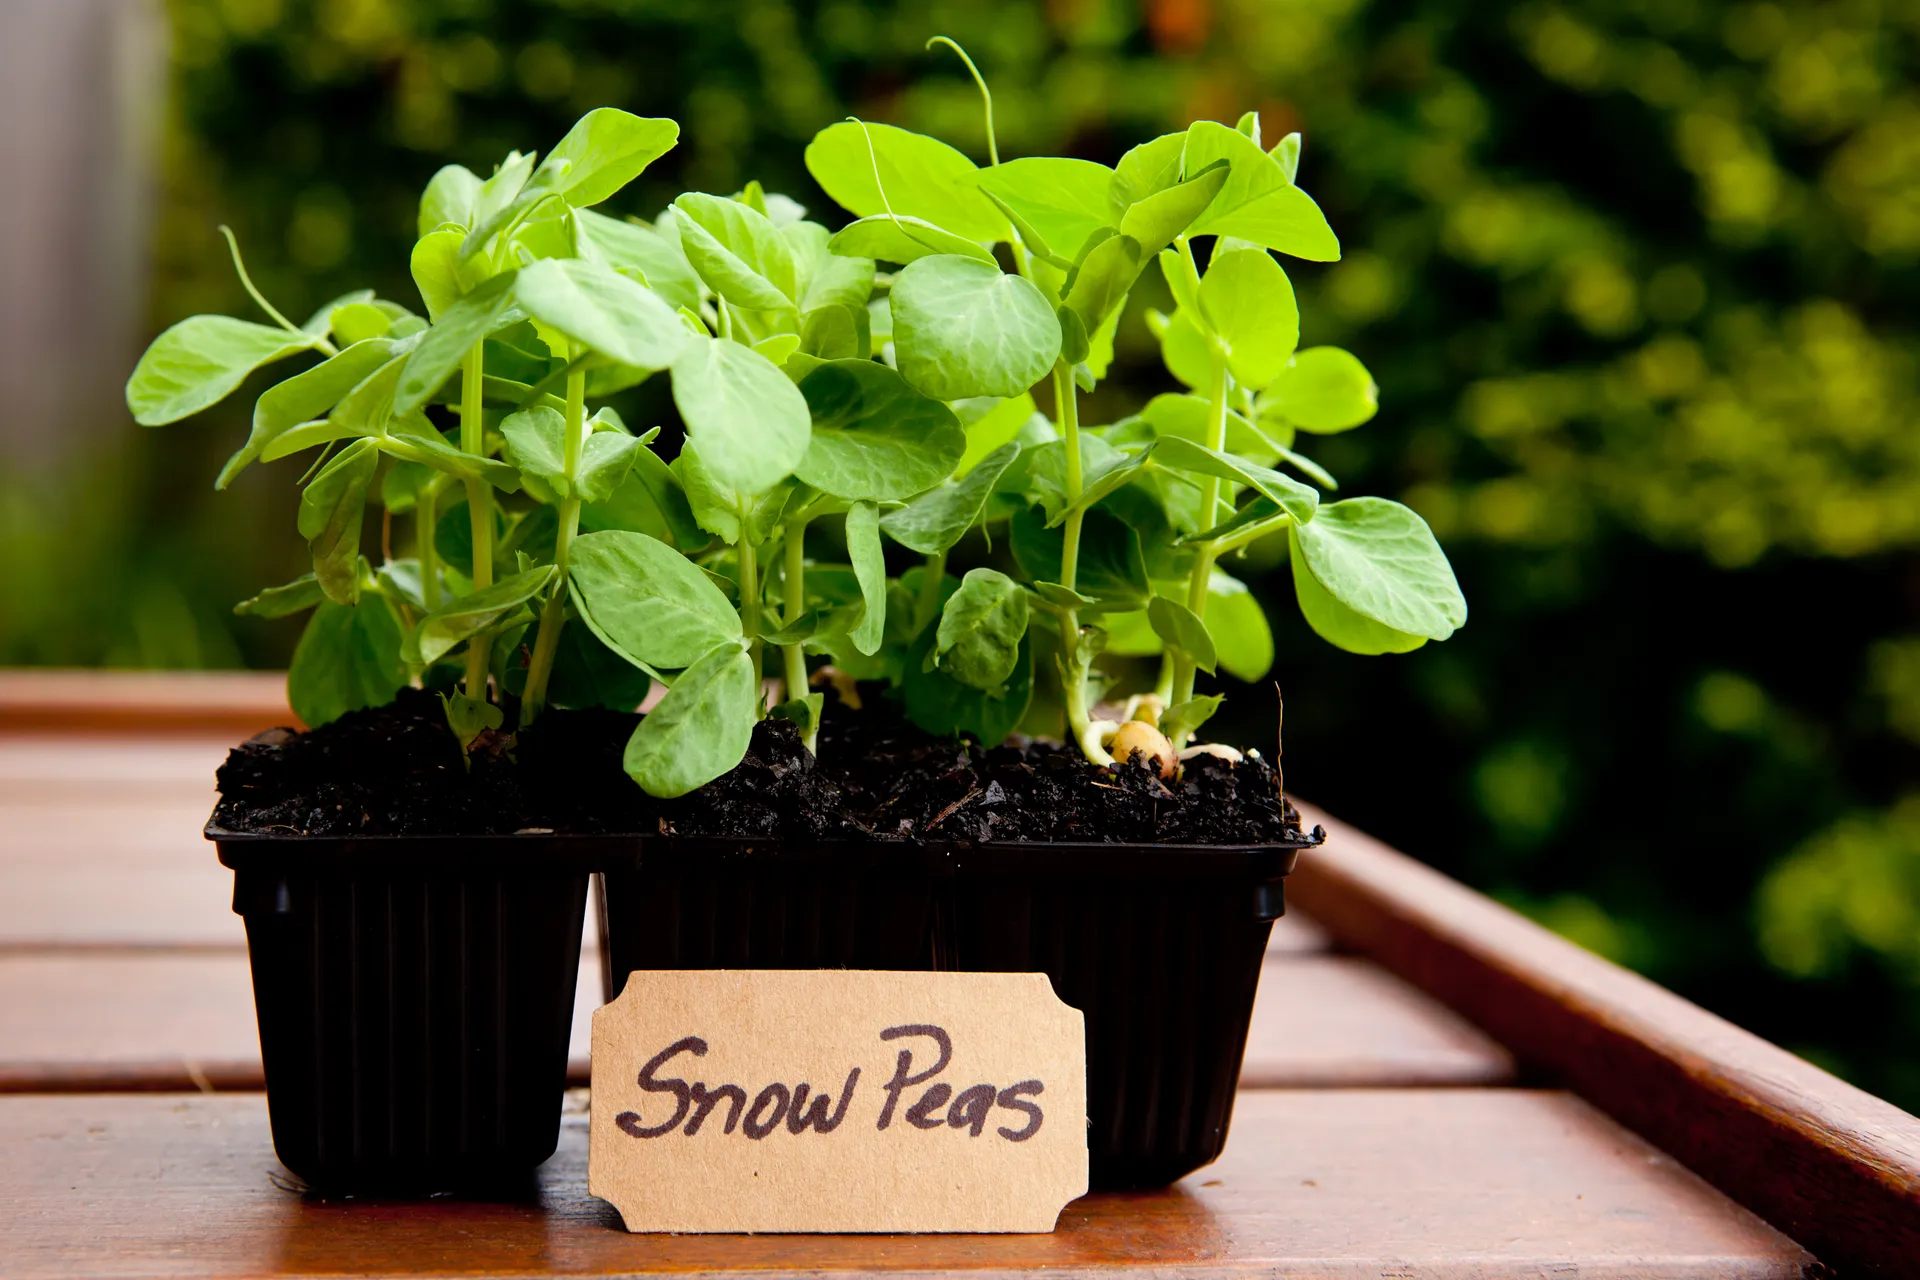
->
212, 685, 1315, 845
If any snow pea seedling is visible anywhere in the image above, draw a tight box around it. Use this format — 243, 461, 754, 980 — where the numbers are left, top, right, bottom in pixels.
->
127, 41, 1465, 799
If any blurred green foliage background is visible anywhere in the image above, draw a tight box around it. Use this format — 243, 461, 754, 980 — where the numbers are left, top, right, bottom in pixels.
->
5, 0, 1917, 1103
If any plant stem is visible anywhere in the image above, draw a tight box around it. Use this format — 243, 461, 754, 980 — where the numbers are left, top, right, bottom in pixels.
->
419, 476, 443, 611
738, 518, 763, 714
518, 361, 588, 728
1167, 344, 1232, 746
780, 516, 814, 748
460, 345, 495, 701
1051, 361, 1112, 766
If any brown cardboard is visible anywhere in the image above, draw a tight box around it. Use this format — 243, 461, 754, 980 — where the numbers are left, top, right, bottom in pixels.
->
588, 970, 1088, 1233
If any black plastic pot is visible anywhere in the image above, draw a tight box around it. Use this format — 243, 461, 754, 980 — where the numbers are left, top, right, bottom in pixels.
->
211, 830, 603, 1191
597, 834, 1316, 1189
596, 838, 946, 993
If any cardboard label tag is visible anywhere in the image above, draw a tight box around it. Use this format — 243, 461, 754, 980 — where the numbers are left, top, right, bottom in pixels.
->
589, 970, 1088, 1234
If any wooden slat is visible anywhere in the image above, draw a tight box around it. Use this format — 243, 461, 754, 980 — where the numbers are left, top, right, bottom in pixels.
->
0, 943, 1496, 1094
0, 735, 240, 947
1290, 801, 1920, 1280
0, 669, 292, 736
0, 1090, 1809, 1278
1265, 910, 1328, 953
1243, 955, 1513, 1087
0, 952, 599, 1092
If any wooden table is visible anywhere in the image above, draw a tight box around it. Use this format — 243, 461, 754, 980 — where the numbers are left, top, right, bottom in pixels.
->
1, 670, 1915, 1278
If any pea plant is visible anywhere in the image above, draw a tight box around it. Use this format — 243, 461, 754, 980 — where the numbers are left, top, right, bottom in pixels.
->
126, 43, 1464, 803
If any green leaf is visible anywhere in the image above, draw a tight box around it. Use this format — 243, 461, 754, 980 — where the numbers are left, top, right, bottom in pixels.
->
462, 113, 680, 258
418, 163, 482, 236
880, 441, 1020, 555
329, 303, 391, 347
1147, 305, 1211, 391
297, 439, 378, 605
586, 442, 704, 548
623, 639, 757, 798
1289, 529, 1425, 655
302, 289, 375, 338
1289, 497, 1466, 642
572, 207, 704, 313
394, 270, 518, 415
1062, 231, 1142, 335
439, 692, 505, 749
761, 612, 822, 646
754, 333, 802, 367
1030, 581, 1099, 612
549, 618, 656, 711
1160, 694, 1223, 745
409, 228, 475, 322
976, 188, 1071, 268
1019, 432, 1127, 523
902, 629, 1032, 748
1009, 505, 1150, 611
891, 255, 1061, 400
1272, 132, 1303, 182
127, 316, 313, 426
933, 569, 1029, 690
1046, 447, 1154, 528
573, 431, 644, 504
1198, 248, 1299, 389
234, 573, 324, 618
1209, 569, 1275, 680
827, 215, 993, 267
1057, 304, 1091, 365
805, 121, 1006, 244
533, 109, 680, 208
1137, 391, 1280, 467
783, 219, 875, 312
514, 256, 690, 370
799, 305, 861, 360
218, 338, 395, 488
1182, 121, 1340, 261
499, 406, 568, 497
1152, 435, 1319, 524
671, 443, 744, 543
379, 422, 521, 492
845, 501, 886, 656
1117, 160, 1229, 258
953, 393, 1035, 476
673, 191, 798, 310
1184, 494, 1283, 545
461, 150, 536, 256
531, 109, 680, 208
287, 598, 408, 728
1147, 595, 1217, 674
567, 529, 742, 670
770, 692, 825, 738
407, 565, 556, 665
1260, 346, 1379, 434
1107, 133, 1188, 222
670, 336, 812, 494
975, 158, 1115, 255
793, 359, 965, 502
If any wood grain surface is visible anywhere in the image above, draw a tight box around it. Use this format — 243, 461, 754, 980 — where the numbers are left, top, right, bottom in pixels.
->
0, 734, 242, 947
0, 669, 293, 735
1242, 955, 1514, 1087
1291, 801, 1916, 1280
0, 1090, 1812, 1279
0, 943, 1508, 1095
